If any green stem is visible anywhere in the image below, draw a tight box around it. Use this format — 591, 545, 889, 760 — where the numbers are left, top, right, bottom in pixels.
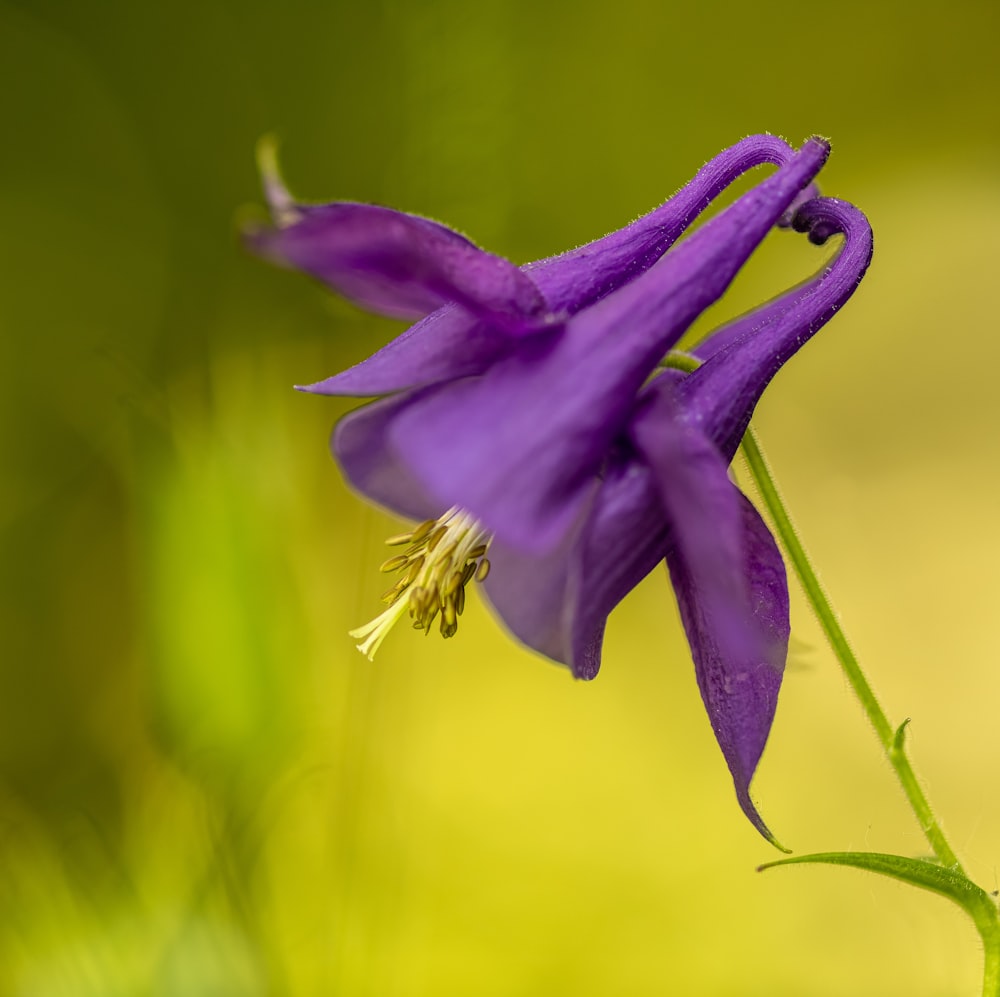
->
740, 428, 964, 874
982, 916, 1000, 997
965, 888, 1000, 997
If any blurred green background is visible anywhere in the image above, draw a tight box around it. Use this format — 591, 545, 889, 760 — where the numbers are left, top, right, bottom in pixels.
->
2, 0, 999, 994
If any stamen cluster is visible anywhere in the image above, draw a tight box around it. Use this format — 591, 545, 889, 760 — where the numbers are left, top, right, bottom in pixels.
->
350, 508, 491, 659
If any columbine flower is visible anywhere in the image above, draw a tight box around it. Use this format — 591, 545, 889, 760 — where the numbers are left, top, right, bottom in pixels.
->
248, 136, 872, 840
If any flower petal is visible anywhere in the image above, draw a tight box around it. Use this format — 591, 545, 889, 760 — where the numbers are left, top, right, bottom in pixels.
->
332, 391, 444, 522
249, 201, 551, 332
298, 306, 512, 397
629, 384, 788, 843
689, 272, 827, 363
630, 388, 761, 665
526, 134, 799, 312
483, 445, 671, 679
679, 197, 874, 460
296, 135, 799, 399
481, 528, 580, 671
390, 139, 831, 553
665, 488, 788, 844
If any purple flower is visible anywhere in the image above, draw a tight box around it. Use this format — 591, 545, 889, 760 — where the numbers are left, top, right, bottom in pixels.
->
249, 137, 872, 840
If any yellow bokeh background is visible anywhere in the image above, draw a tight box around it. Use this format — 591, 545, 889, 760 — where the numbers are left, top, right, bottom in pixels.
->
2, 1, 999, 994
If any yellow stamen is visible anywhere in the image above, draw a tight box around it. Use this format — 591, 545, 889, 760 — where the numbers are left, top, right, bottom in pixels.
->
379, 554, 409, 572
384, 532, 415, 547
380, 582, 405, 603
409, 519, 436, 544
349, 508, 493, 659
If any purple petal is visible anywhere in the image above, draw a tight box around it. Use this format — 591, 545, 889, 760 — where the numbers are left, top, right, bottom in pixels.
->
264, 135, 815, 402
630, 387, 788, 842
332, 391, 444, 522
689, 272, 827, 363
665, 491, 788, 844
299, 305, 512, 397
390, 140, 830, 553
630, 389, 760, 663
481, 525, 582, 672
483, 444, 672, 679
526, 134, 799, 313
291, 135, 801, 400
249, 201, 551, 332
679, 197, 874, 460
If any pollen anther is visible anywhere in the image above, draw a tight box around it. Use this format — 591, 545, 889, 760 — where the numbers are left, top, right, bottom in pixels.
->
349, 508, 493, 659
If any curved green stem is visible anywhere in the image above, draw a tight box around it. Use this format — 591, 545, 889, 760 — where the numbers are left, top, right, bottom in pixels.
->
740, 428, 964, 874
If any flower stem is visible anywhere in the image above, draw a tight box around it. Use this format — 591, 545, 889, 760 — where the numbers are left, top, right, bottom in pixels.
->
739, 428, 963, 873
983, 918, 1000, 997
